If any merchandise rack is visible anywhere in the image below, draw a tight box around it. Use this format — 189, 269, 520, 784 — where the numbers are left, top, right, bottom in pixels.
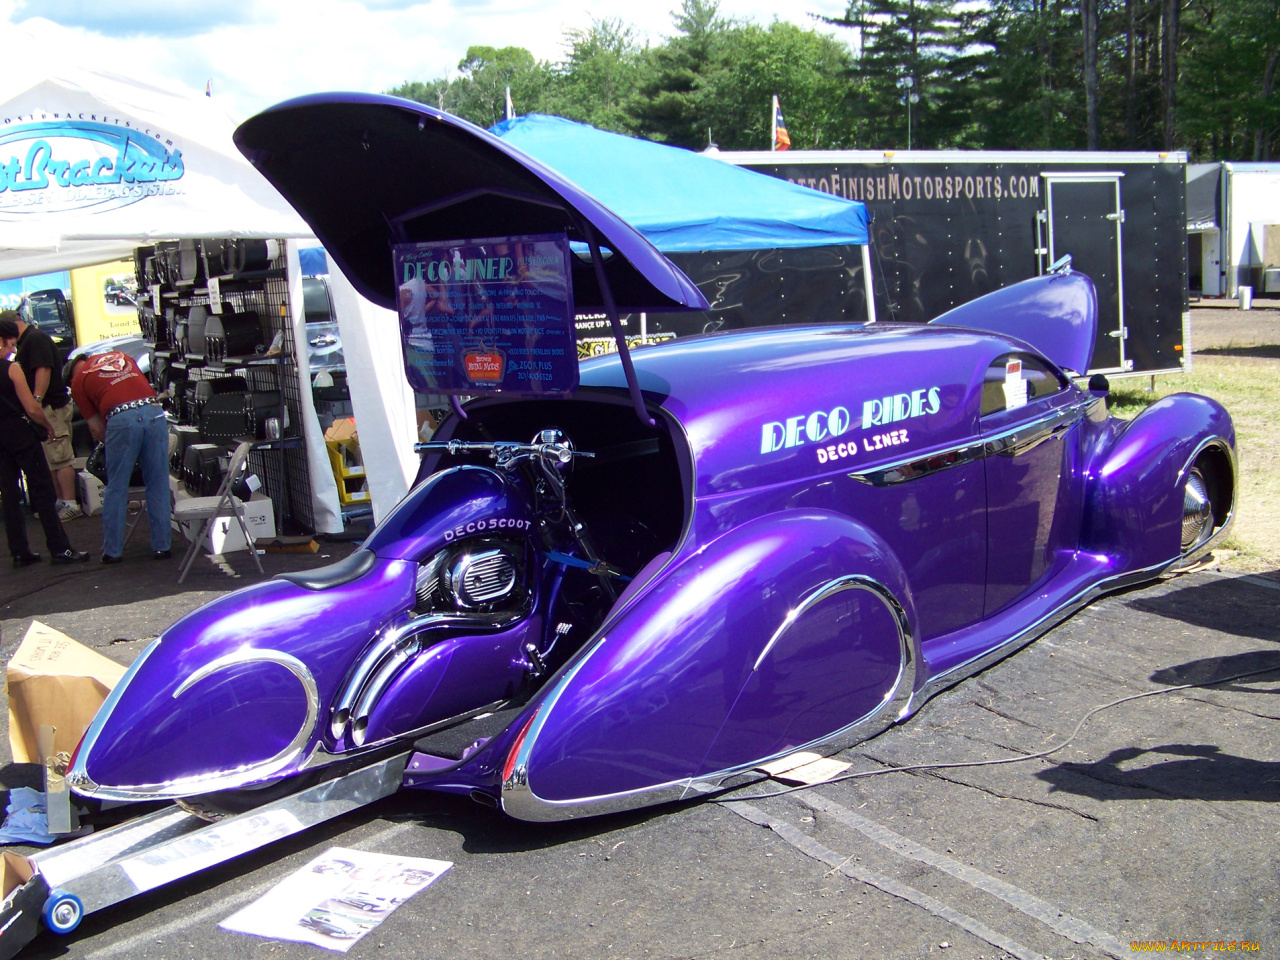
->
142, 241, 315, 534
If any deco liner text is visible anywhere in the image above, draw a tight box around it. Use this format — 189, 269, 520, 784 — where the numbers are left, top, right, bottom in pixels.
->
761, 386, 941, 455
402, 257, 515, 283
0, 139, 183, 191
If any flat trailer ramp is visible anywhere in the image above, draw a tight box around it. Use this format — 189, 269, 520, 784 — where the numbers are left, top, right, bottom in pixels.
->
4, 568, 1273, 959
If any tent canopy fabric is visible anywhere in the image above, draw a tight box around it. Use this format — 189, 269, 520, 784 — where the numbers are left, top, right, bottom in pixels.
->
0, 23, 311, 280
489, 114, 870, 253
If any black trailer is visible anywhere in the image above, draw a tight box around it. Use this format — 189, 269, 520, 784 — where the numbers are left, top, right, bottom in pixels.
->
716, 149, 1189, 377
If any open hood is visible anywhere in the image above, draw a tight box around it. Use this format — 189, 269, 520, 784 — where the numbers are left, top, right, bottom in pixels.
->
234, 94, 709, 316
928, 271, 1098, 376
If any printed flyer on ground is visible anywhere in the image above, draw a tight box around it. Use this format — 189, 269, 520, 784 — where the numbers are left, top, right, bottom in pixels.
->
219, 846, 452, 952
393, 233, 578, 397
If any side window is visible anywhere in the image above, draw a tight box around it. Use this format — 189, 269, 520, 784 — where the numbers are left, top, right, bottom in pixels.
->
980, 353, 1067, 416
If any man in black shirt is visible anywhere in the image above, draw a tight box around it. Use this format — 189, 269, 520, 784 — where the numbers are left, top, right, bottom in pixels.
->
9, 309, 80, 520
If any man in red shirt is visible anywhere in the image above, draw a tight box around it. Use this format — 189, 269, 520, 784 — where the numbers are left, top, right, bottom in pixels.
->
68, 351, 172, 562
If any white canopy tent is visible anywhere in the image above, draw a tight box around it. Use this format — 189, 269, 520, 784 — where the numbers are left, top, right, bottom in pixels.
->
0, 22, 420, 534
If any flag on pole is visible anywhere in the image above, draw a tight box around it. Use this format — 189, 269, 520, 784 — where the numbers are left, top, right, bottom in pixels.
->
504, 86, 515, 121
771, 95, 790, 151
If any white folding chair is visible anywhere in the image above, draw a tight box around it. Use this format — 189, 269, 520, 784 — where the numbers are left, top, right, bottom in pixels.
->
173, 440, 265, 583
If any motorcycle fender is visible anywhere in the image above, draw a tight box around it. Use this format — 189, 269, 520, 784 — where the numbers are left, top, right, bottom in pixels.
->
505, 511, 918, 818
69, 558, 416, 801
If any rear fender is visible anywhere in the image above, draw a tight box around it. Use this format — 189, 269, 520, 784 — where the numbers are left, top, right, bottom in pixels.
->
1083, 394, 1235, 570
68, 558, 416, 801
500, 510, 919, 821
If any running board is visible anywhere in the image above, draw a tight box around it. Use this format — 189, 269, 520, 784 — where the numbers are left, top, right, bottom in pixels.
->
32, 752, 408, 917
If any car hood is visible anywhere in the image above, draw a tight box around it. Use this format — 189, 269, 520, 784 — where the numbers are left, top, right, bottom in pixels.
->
233, 93, 709, 316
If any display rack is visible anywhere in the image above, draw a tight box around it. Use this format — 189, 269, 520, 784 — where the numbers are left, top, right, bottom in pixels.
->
137, 240, 315, 534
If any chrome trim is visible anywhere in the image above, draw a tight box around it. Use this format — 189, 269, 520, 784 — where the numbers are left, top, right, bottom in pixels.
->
849, 440, 984, 486
754, 574, 906, 671
302, 699, 507, 768
350, 642, 423, 746
501, 576, 916, 822
66, 638, 162, 795
918, 557, 1173, 702
1168, 436, 1237, 572
850, 403, 1085, 486
72, 648, 320, 803
983, 404, 1081, 458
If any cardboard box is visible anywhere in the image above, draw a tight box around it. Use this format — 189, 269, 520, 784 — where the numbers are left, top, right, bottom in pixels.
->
0, 851, 44, 959
6, 621, 126, 764
77, 469, 103, 516
175, 490, 276, 554
323, 417, 357, 442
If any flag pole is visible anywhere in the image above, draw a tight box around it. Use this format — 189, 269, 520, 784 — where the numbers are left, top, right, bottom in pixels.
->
770, 95, 778, 152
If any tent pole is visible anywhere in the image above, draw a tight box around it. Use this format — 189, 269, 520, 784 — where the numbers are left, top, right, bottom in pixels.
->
583, 224, 656, 429
861, 243, 877, 324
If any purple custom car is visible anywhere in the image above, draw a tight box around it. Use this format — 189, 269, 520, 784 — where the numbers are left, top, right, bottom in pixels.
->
68, 96, 1234, 825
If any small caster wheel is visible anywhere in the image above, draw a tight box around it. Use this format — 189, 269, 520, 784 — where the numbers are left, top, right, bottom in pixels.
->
42, 888, 83, 935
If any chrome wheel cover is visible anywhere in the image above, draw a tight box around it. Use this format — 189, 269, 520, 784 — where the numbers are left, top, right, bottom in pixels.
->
1181, 469, 1213, 551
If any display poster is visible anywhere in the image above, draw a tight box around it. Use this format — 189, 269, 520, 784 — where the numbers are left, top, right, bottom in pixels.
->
393, 233, 578, 397
219, 846, 452, 953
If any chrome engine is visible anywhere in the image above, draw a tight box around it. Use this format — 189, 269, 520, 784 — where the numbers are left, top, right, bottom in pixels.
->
415, 539, 527, 613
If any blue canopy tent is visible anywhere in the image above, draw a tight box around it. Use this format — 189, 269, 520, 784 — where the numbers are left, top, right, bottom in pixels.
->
490, 114, 877, 333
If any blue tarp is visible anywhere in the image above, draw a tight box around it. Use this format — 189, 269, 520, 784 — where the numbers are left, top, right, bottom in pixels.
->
490, 114, 869, 253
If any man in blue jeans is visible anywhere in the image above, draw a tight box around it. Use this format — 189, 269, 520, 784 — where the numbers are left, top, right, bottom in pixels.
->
67, 351, 171, 562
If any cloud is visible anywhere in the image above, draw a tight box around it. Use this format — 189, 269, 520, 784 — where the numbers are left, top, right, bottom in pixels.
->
14, 0, 258, 38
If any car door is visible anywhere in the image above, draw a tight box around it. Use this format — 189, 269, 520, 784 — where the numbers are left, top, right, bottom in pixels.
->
980, 352, 1084, 618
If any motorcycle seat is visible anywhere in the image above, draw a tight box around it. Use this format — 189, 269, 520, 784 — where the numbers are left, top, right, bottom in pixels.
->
278, 548, 377, 590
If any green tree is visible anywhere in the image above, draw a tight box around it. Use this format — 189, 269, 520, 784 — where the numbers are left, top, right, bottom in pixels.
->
696, 21, 862, 150
830, 0, 968, 149
389, 46, 552, 127
633, 0, 736, 147
1179, 0, 1280, 159
540, 20, 649, 133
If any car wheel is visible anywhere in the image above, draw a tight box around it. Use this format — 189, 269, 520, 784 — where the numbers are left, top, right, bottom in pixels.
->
1181, 466, 1214, 552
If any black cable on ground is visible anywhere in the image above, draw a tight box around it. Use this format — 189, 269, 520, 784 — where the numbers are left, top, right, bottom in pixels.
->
714, 663, 1280, 803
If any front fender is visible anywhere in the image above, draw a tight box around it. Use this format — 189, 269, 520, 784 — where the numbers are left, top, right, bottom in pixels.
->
503, 510, 919, 819
1083, 394, 1235, 571
69, 558, 416, 801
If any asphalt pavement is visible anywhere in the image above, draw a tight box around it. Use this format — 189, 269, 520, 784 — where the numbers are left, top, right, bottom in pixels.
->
1, 507, 1277, 959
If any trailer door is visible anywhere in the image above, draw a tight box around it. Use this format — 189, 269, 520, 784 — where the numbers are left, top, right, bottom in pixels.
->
1042, 174, 1127, 372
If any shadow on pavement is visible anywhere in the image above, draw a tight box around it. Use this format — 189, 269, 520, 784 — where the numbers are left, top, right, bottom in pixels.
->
1036, 743, 1280, 803
1123, 571, 1280, 643
1036, 647, 1280, 803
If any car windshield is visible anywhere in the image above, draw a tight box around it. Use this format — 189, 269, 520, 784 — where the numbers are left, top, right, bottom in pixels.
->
22, 292, 73, 338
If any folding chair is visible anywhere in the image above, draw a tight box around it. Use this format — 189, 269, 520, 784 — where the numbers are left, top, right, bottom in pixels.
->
122, 486, 150, 546
173, 440, 265, 583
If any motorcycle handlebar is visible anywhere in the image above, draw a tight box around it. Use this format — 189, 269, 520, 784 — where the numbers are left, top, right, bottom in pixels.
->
413, 440, 594, 466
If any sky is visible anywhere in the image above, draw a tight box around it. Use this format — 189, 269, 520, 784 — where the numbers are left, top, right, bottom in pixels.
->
0, 0, 855, 122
